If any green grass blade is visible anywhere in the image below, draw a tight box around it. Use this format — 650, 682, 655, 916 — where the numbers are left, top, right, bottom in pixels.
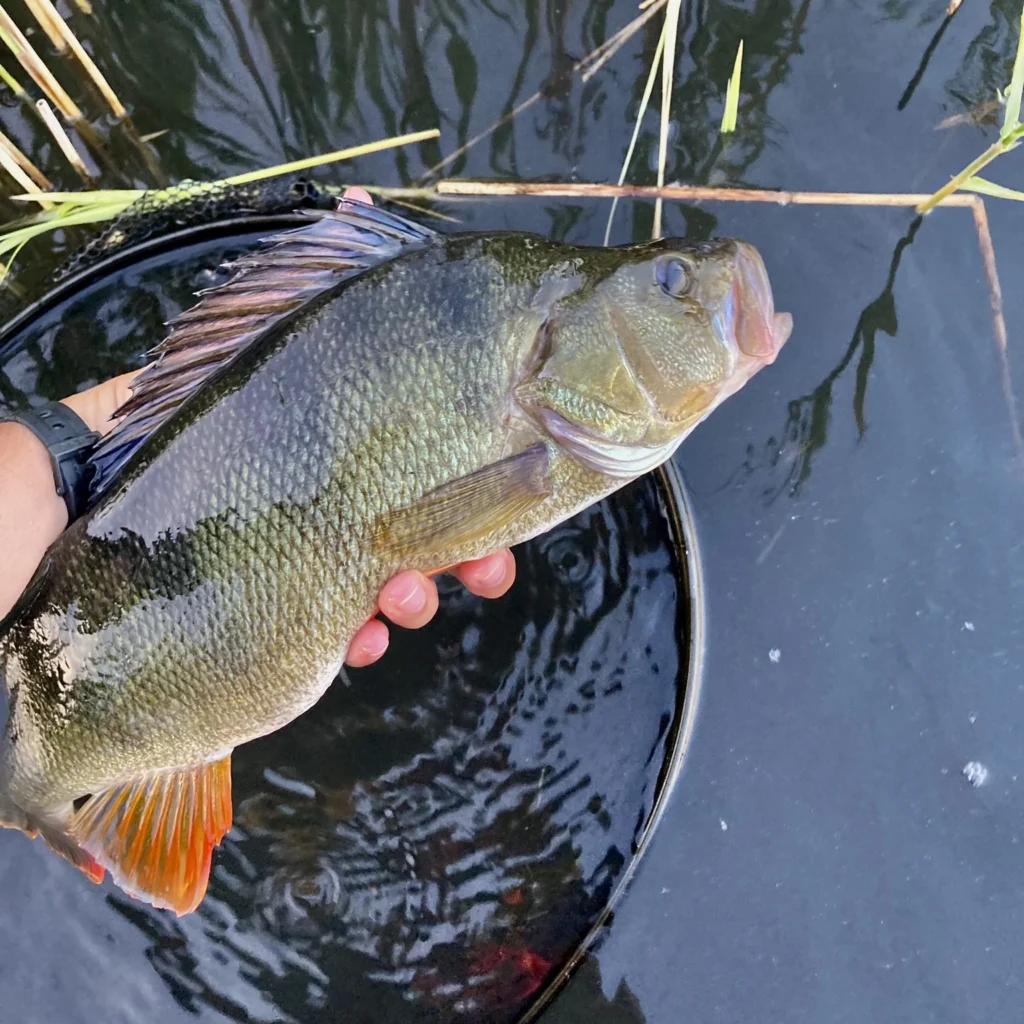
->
225, 129, 440, 187
962, 174, 1024, 201
721, 40, 743, 134
1002, 7, 1024, 136
0, 198, 137, 282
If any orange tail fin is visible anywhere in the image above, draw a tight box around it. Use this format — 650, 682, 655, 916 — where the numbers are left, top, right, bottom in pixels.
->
69, 756, 232, 916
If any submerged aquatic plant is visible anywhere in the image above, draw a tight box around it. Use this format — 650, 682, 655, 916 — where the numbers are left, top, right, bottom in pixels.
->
919, 6, 1024, 211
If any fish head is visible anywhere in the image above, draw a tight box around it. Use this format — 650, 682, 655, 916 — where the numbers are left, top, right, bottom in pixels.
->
517, 238, 792, 478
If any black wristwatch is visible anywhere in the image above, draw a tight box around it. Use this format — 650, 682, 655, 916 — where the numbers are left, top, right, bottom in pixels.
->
0, 402, 100, 523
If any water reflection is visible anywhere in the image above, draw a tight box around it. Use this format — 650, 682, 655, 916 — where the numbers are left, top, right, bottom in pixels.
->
941, 0, 1024, 116
730, 218, 921, 500
535, 956, 647, 1024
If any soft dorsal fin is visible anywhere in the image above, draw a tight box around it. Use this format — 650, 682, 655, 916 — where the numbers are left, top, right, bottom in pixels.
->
69, 755, 233, 916
87, 200, 436, 502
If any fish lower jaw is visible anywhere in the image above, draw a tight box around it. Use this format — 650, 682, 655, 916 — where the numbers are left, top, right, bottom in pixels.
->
537, 408, 685, 479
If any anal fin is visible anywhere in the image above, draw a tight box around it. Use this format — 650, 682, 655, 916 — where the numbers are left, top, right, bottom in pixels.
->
69, 756, 233, 916
34, 821, 106, 884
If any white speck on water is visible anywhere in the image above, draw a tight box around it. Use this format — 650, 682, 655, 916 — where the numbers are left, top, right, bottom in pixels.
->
660, 887, 671, 895
263, 768, 317, 800
405, 851, 416, 866
963, 761, 989, 787
719, 819, 728, 831
769, 648, 781, 664
964, 621, 975, 631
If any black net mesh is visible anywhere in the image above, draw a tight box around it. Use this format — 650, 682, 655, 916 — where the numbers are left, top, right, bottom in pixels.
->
0, 177, 342, 326
57, 177, 341, 279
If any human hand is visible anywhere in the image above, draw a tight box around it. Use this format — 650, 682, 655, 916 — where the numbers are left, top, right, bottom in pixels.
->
0, 186, 517, 665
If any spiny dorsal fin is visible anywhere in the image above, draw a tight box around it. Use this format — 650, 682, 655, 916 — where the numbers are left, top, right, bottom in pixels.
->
87, 200, 436, 503
69, 755, 233, 916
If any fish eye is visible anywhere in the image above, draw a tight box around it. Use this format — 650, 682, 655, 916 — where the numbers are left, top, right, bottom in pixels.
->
655, 256, 691, 298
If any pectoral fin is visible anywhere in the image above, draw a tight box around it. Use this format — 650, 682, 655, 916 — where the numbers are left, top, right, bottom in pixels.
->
69, 756, 233, 916
373, 444, 552, 559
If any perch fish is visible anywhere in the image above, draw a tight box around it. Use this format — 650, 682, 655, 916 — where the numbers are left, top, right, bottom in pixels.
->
0, 200, 791, 914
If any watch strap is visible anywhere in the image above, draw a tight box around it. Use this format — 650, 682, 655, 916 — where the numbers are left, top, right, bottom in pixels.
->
0, 402, 100, 522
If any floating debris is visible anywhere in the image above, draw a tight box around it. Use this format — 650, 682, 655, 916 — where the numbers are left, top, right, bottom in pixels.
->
962, 761, 989, 787
769, 648, 781, 664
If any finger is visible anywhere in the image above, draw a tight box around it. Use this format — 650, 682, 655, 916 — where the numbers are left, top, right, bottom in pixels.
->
378, 570, 440, 629
61, 369, 143, 436
342, 186, 373, 206
345, 617, 390, 667
452, 549, 516, 599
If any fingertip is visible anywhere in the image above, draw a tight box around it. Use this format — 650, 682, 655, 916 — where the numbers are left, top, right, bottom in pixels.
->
346, 618, 390, 667
379, 570, 439, 629
455, 549, 516, 599
342, 186, 374, 206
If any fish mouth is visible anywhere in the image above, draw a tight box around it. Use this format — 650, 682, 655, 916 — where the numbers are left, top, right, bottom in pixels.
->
726, 242, 792, 365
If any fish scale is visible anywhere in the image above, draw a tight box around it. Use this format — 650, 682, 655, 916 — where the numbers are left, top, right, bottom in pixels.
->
0, 201, 790, 914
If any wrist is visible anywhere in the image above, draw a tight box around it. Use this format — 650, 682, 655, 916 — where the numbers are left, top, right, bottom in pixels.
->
0, 420, 69, 531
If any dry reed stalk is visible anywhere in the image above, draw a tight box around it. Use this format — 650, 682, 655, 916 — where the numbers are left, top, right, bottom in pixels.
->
27, 0, 126, 118
35, 98, 91, 181
22, 0, 66, 53
435, 180, 980, 205
969, 198, 1019, 454
604, 18, 667, 243
0, 146, 52, 206
0, 5, 82, 121
0, 128, 51, 189
433, 179, 1012, 444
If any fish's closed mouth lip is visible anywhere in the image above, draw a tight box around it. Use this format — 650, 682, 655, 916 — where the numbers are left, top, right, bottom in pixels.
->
731, 243, 793, 364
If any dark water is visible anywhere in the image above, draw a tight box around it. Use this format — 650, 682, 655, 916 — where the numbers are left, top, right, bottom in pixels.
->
2, 1, 1024, 1023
